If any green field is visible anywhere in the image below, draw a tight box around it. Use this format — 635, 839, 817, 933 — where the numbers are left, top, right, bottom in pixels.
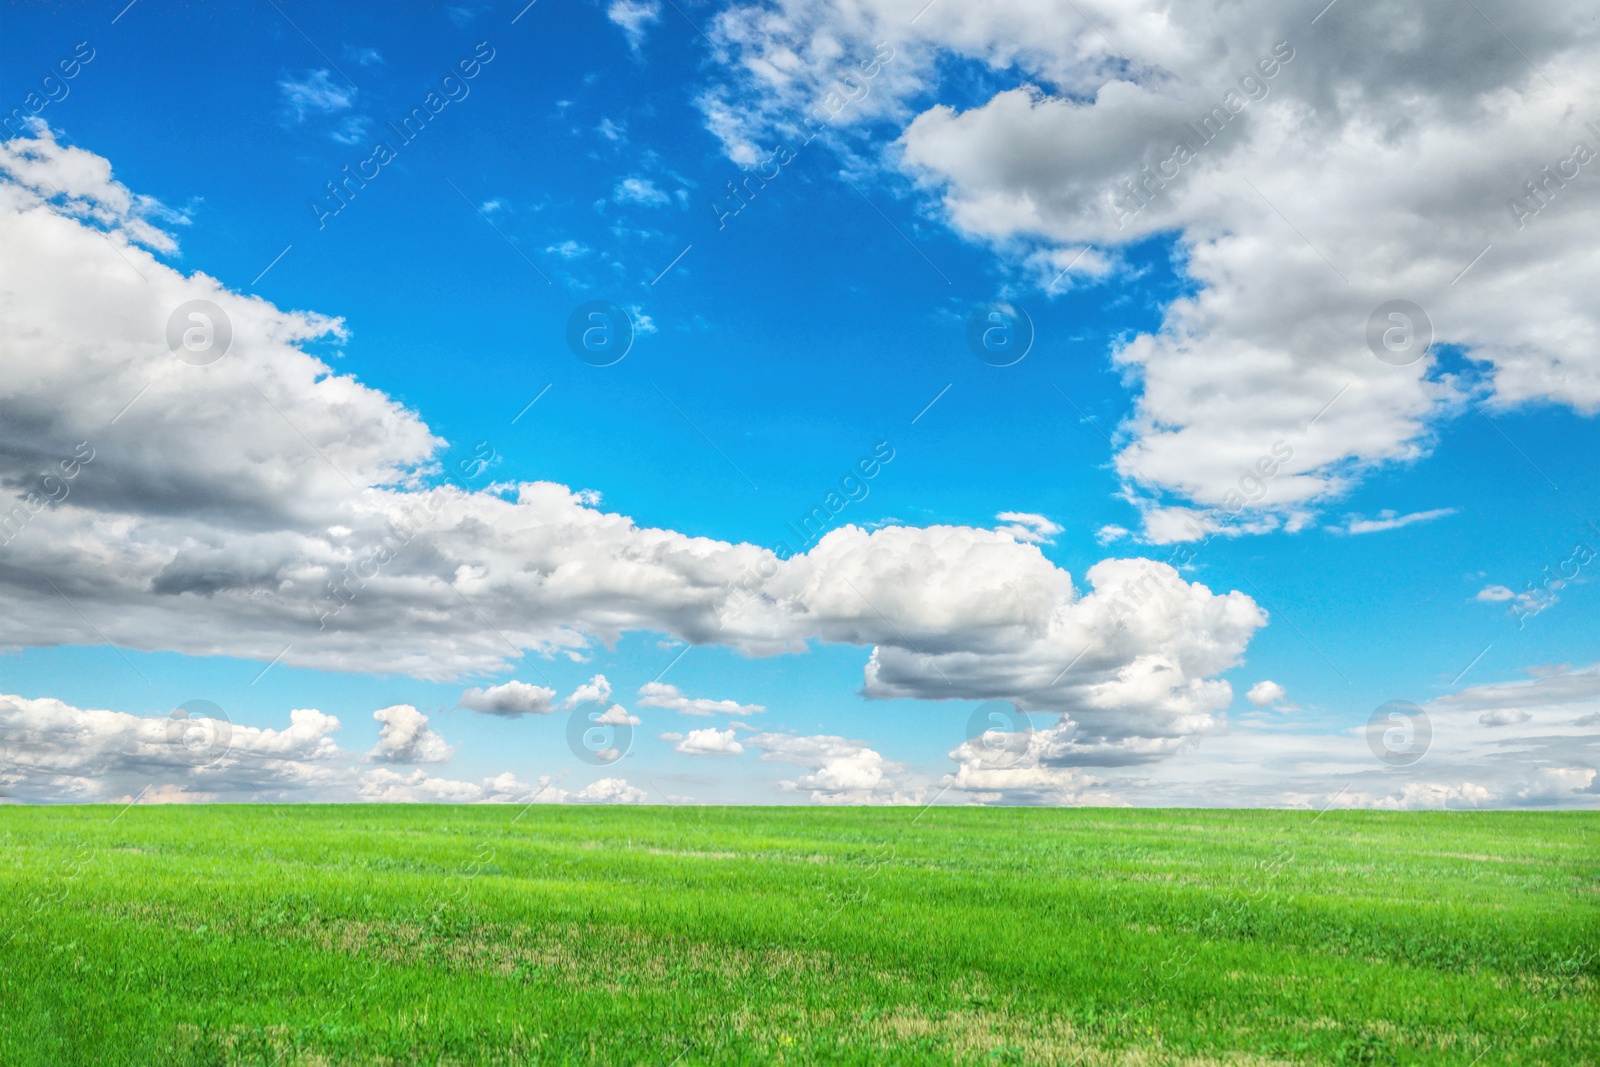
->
0, 805, 1594, 1065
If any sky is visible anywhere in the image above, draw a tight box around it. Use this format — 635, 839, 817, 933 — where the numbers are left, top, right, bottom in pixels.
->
0, 0, 1596, 809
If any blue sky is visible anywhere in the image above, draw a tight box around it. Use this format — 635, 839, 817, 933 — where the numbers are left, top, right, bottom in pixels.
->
1, 0, 1597, 807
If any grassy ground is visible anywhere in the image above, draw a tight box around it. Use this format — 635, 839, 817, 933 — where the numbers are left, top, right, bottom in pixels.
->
0, 805, 1593, 1065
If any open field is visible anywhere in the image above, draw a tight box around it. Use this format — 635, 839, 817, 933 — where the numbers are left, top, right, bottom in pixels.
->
0, 805, 1594, 1065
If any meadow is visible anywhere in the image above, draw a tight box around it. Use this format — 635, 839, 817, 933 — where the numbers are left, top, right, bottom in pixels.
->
0, 804, 1593, 1065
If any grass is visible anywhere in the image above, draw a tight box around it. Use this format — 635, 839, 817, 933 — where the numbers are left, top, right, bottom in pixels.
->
0, 805, 1594, 1065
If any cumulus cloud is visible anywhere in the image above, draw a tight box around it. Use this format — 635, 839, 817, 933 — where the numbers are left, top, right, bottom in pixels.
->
357, 768, 530, 803
0, 125, 185, 252
697, 0, 1600, 538
369, 705, 454, 764
1245, 680, 1287, 708
458, 680, 557, 717
594, 704, 640, 726
359, 769, 641, 805
570, 777, 647, 804
564, 675, 613, 708
1476, 584, 1516, 602
672, 727, 745, 756
0, 689, 646, 805
0, 691, 343, 802
637, 681, 765, 716
747, 732, 922, 804
0, 127, 1266, 772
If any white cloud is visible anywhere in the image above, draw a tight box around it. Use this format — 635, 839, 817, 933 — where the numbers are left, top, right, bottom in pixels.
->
1095, 524, 1130, 545
458, 680, 557, 717
607, 0, 661, 51
696, 0, 1600, 538
1245, 680, 1286, 708
673, 727, 745, 756
1476, 584, 1516, 602
0, 129, 1265, 774
0, 691, 343, 802
595, 704, 641, 726
747, 732, 922, 804
369, 705, 455, 764
637, 681, 765, 716
1332, 508, 1458, 536
571, 777, 647, 803
614, 176, 670, 206
358, 768, 548, 804
564, 675, 613, 708
278, 70, 355, 120
0, 688, 653, 805
0, 125, 184, 252
1515, 767, 1598, 803
993, 511, 1062, 544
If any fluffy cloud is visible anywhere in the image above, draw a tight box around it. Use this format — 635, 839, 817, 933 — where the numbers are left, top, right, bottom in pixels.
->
354, 768, 642, 804
0, 691, 343, 802
671, 727, 745, 756
594, 704, 640, 726
0, 689, 643, 805
747, 732, 922, 804
964, 662, 1600, 809
564, 675, 614, 708
1245, 680, 1287, 708
570, 777, 648, 804
637, 681, 765, 716
458, 680, 557, 717
698, 0, 1600, 536
369, 705, 454, 764
0, 127, 1264, 770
